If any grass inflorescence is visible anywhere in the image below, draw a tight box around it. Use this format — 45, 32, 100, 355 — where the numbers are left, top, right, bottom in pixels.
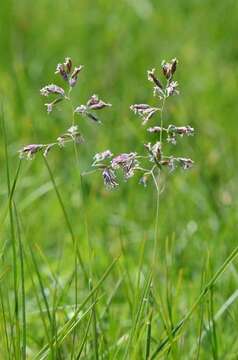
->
1, 2, 238, 357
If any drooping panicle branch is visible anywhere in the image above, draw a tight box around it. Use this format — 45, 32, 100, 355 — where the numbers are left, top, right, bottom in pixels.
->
19, 57, 112, 160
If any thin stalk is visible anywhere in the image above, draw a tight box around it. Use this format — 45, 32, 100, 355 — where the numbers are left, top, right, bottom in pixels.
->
145, 309, 153, 359
89, 279, 99, 360
43, 156, 88, 283
152, 96, 166, 266
2, 107, 21, 359
14, 204, 26, 360
71, 96, 92, 356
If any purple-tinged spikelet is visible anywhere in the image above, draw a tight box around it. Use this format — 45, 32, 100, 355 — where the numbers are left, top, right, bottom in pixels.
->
111, 153, 138, 179
40, 84, 65, 97
161, 58, 178, 79
19, 144, 44, 159
102, 168, 118, 189
130, 104, 160, 125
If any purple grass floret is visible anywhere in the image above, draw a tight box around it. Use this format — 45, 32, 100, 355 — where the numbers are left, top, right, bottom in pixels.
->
102, 168, 118, 189
111, 152, 138, 179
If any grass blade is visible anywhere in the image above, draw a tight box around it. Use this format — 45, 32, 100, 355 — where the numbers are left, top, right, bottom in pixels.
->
14, 204, 26, 360
34, 255, 119, 359
150, 244, 238, 359
76, 311, 93, 359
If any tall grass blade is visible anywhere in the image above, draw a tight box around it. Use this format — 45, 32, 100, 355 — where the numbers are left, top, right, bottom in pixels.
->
150, 244, 238, 359
34, 256, 119, 359
14, 204, 26, 360
89, 279, 99, 360
76, 311, 93, 359
123, 271, 152, 359
2, 105, 21, 359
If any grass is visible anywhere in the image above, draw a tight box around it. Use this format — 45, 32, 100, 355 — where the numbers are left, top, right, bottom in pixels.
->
1, 0, 238, 358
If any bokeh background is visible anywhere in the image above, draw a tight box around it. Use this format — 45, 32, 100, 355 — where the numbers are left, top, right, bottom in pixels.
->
1, 0, 238, 357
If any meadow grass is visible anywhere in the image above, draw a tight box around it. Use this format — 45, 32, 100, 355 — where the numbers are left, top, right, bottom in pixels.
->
1, 0, 238, 358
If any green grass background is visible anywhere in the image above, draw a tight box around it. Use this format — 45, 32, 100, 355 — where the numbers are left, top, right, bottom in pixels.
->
1, 0, 238, 358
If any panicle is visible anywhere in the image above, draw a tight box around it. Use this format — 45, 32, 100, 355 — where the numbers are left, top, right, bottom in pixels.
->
19, 57, 111, 160
92, 57, 194, 190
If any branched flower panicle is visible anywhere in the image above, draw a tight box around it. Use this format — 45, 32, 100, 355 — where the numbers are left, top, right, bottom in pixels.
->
92, 57, 194, 189
19, 57, 111, 160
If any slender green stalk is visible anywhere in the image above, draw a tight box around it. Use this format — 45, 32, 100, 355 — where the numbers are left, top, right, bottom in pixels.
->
2, 106, 21, 359
145, 309, 153, 359
14, 204, 26, 360
152, 96, 166, 266
43, 156, 88, 283
71, 122, 91, 357
89, 279, 99, 360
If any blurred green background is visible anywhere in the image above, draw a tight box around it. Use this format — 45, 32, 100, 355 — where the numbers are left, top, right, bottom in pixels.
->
1, 0, 238, 357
